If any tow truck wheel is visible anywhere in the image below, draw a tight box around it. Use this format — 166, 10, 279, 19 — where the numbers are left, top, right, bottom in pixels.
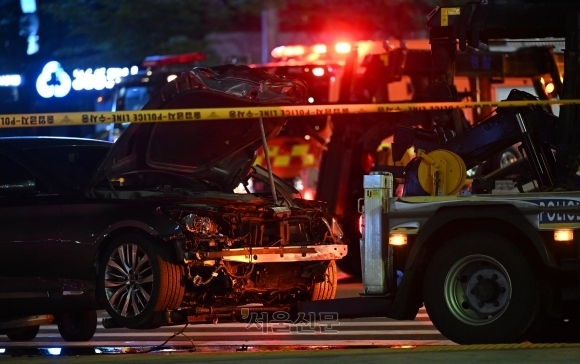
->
57, 311, 97, 342
98, 234, 185, 329
311, 260, 338, 300
6, 325, 39, 341
423, 232, 541, 344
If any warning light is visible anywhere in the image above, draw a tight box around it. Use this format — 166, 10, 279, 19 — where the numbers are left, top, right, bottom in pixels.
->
313, 44, 327, 54
545, 82, 555, 94
312, 67, 325, 77
142, 52, 206, 69
389, 234, 407, 246
303, 189, 314, 200
554, 229, 573, 242
271, 45, 306, 59
335, 42, 352, 54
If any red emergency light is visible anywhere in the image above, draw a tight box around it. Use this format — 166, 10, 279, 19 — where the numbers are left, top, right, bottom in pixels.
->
142, 52, 206, 68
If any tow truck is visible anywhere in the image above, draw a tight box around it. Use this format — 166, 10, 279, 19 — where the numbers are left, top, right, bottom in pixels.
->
311, 0, 580, 344
318, 39, 565, 277
248, 40, 564, 278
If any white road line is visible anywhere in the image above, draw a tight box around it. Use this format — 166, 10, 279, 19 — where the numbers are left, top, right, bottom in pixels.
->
39, 321, 435, 331
31, 330, 442, 338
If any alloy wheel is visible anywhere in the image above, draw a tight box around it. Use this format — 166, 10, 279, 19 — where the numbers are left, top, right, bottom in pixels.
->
104, 243, 154, 317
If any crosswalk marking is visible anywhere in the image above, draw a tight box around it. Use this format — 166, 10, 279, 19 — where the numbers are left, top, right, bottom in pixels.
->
0, 307, 450, 347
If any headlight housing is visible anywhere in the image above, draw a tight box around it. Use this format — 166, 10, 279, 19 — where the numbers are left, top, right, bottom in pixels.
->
182, 214, 219, 236
331, 217, 344, 239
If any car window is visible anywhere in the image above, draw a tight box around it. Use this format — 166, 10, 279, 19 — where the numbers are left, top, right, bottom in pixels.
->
25, 145, 110, 190
122, 86, 152, 111
0, 154, 47, 195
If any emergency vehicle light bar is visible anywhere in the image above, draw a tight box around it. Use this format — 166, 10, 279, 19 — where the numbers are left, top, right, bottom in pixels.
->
142, 52, 206, 69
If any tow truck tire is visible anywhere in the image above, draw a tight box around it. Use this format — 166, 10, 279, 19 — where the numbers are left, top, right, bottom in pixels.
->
57, 311, 97, 342
423, 232, 542, 344
311, 260, 338, 300
98, 234, 185, 329
6, 325, 39, 341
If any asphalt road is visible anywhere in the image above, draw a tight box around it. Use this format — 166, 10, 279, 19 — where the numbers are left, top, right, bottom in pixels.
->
2, 273, 580, 362
0, 274, 452, 348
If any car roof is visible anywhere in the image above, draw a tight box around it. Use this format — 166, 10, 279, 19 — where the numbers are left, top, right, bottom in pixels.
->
0, 136, 112, 150
115, 71, 185, 87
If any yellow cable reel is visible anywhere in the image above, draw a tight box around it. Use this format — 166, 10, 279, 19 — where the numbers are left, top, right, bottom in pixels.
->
417, 149, 466, 196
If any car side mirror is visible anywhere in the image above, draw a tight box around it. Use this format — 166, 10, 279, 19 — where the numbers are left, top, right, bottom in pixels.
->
0, 180, 36, 196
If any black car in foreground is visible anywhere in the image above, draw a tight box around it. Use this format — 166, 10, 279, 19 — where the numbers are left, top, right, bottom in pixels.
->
0, 65, 346, 341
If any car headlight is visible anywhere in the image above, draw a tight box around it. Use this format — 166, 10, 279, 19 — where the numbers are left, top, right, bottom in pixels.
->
331, 218, 344, 239
182, 214, 219, 236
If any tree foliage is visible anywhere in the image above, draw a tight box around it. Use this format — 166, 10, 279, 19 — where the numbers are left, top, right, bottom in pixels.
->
40, 0, 261, 68
39, 0, 467, 68
276, 0, 468, 38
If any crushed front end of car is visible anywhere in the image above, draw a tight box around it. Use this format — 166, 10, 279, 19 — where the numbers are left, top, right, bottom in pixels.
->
91, 65, 347, 327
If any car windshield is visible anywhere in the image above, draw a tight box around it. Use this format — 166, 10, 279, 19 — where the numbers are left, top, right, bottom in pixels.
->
121, 86, 153, 111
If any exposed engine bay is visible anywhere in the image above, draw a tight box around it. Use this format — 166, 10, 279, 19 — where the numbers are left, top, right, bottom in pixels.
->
93, 163, 345, 324
166, 187, 344, 308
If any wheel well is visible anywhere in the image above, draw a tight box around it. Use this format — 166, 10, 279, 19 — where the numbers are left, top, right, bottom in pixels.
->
412, 218, 547, 303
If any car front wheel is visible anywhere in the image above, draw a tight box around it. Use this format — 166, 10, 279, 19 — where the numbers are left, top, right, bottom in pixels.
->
311, 260, 337, 300
57, 311, 97, 342
98, 234, 185, 329
423, 232, 542, 344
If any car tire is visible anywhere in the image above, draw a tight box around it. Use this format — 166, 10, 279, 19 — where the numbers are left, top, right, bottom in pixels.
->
423, 231, 542, 344
311, 260, 337, 300
6, 325, 39, 341
492, 146, 521, 171
57, 311, 97, 342
98, 234, 185, 329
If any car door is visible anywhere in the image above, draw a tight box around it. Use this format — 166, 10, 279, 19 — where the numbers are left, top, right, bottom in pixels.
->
0, 151, 63, 298
9, 143, 110, 281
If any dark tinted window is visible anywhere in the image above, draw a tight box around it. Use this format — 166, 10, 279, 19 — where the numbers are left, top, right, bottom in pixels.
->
25, 145, 110, 190
0, 154, 47, 194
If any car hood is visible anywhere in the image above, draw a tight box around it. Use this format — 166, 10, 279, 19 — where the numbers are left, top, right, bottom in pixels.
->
90, 65, 307, 191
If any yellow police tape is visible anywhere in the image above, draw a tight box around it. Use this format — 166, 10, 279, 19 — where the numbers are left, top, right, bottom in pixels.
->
0, 99, 578, 129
